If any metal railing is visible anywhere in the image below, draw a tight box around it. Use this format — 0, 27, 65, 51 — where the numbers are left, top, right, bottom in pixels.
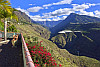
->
0, 30, 19, 38
21, 33, 35, 67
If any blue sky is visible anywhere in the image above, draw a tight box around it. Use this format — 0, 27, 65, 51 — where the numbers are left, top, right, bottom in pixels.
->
10, 0, 100, 21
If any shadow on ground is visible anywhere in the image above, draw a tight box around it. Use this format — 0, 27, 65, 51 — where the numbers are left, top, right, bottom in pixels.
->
0, 39, 23, 67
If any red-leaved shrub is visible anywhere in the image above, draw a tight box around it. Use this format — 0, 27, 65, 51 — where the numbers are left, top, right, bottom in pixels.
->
27, 40, 62, 67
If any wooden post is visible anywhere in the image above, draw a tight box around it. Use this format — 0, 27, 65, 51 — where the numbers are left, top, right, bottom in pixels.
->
4, 20, 7, 41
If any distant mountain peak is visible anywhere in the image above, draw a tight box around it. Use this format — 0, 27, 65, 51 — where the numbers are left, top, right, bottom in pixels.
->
51, 13, 100, 33
70, 13, 77, 15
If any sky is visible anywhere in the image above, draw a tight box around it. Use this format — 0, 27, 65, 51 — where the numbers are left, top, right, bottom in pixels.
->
10, 0, 100, 21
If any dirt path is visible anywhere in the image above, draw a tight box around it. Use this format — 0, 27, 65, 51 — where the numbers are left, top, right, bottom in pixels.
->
0, 39, 23, 67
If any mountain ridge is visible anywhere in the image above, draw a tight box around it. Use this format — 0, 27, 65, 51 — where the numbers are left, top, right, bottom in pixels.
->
51, 13, 100, 34
50, 13, 100, 62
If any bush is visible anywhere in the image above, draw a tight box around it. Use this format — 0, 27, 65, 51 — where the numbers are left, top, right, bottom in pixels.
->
0, 21, 4, 31
7, 25, 17, 32
26, 38, 62, 67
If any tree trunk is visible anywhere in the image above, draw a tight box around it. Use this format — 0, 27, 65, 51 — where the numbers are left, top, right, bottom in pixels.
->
4, 18, 7, 41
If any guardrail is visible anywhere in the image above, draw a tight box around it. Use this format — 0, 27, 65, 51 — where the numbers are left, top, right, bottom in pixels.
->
0, 30, 19, 38
21, 33, 35, 67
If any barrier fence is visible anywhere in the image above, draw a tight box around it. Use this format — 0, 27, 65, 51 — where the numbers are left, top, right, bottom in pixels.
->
21, 33, 35, 67
0, 30, 19, 38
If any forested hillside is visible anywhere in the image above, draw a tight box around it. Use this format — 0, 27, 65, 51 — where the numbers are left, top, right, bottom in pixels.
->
50, 13, 100, 64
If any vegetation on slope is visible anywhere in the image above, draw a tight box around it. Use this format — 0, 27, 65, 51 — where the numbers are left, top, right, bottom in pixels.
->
26, 38, 62, 67
14, 22, 100, 67
0, 21, 4, 30
14, 22, 78, 67
50, 13, 100, 63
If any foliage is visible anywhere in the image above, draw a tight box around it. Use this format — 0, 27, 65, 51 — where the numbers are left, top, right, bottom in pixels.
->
26, 38, 62, 67
51, 33, 77, 48
81, 33, 93, 42
7, 25, 17, 32
0, 0, 12, 18
51, 34, 66, 48
0, 0, 18, 22
0, 21, 4, 30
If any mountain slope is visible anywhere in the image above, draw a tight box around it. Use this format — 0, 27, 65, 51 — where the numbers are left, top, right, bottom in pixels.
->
15, 23, 100, 67
10, 10, 50, 39
50, 13, 100, 62
51, 13, 100, 34
13, 10, 36, 24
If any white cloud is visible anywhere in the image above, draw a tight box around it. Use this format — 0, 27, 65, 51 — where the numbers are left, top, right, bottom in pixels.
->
29, 4, 35, 5
43, 8, 74, 19
71, 3, 100, 18
51, 16, 67, 21
46, 19, 52, 21
43, 4, 52, 7
30, 3, 100, 21
29, 15, 46, 21
72, 3, 100, 12
31, 18, 47, 21
62, 16, 67, 19
29, 4, 33, 5
45, 7, 48, 9
27, 6, 43, 12
72, 3, 90, 11
16, 3, 100, 21
53, 0, 73, 5
87, 3, 96, 6
43, 0, 73, 7
42, 3, 97, 19
29, 14, 64, 21
16, 8, 29, 16
79, 10, 94, 16
94, 10, 100, 18
52, 17, 61, 21
30, 15, 41, 19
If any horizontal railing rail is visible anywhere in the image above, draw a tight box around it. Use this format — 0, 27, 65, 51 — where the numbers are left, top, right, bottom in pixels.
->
21, 33, 35, 67
0, 30, 19, 38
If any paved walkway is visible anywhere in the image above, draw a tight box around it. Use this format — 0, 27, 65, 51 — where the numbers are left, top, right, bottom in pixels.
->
0, 39, 23, 67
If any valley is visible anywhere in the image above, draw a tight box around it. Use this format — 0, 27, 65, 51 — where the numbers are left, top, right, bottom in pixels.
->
0, 9, 100, 67
50, 13, 100, 62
